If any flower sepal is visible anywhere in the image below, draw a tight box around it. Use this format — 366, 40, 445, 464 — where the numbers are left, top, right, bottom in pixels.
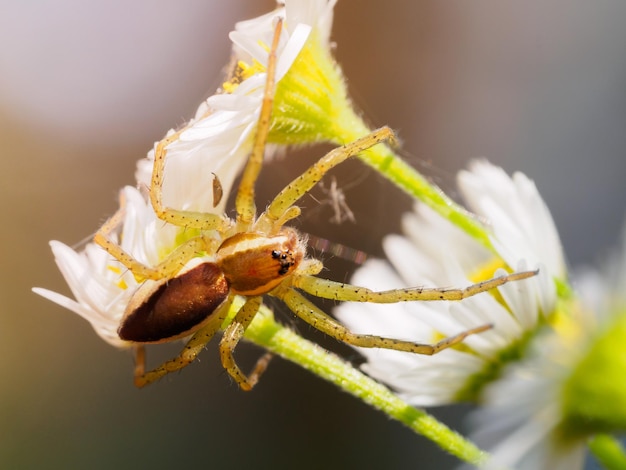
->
559, 310, 626, 440
269, 29, 355, 146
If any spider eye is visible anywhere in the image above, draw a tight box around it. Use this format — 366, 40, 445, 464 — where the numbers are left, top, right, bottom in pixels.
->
276, 251, 294, 275
119, 262, 229, 343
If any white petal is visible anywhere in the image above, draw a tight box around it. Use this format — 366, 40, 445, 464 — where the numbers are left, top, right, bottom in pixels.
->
275, 23, 311, 80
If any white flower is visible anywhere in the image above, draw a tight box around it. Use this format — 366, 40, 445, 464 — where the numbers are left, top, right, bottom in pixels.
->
136, 0, 337, 215
458, 161, 567, 283
465, 322, 590, 470
33, 186, 180, 348
335, 161, 626, 468
334, 160, 565, 405
465, 252, 626, 470
575, 221, 626, 320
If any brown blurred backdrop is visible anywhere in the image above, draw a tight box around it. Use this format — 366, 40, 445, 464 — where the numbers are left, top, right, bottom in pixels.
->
2, 1, 625, 468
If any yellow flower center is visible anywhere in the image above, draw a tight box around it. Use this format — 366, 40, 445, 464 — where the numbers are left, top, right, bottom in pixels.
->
222, 59, 266, 94
468, 257, 509, 284
107, 265, 128, 290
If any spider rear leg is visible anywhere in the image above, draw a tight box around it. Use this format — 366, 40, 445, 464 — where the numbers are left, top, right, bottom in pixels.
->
133, 296, 234, 388
95, 211, 216, 281
275, 287, 491, 355
219, 296, 273, 391
293, 269, 538, 302
93, 202, 144, 273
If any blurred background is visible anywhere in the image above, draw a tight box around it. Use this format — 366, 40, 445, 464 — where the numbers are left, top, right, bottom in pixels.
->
2, 1, 625, 468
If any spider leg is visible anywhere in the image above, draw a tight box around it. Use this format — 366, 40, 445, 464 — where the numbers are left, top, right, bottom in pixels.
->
133, 344, 146, 380
257, 127, 397, 231
149, 123, 230, 231
95, 211, 217, 281
219, 296, 273, 391
275, 287, 491, 355
235, 17, 284, 229
133, 295, 234, 388
293, 269, 538, 302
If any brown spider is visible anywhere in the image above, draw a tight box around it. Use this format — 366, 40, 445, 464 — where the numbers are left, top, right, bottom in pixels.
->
94, 19, 535, 390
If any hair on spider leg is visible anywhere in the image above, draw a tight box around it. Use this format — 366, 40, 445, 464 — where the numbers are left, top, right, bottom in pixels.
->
70, 231, 101, 252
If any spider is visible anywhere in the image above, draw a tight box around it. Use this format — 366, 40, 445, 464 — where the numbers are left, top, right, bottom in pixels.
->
94, 18, 535, 391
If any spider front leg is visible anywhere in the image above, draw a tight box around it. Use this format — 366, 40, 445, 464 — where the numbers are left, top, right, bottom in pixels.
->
294, 269, 538, 303
274, 287, 491, 355
133, 295, 234, 388
148, 19, 285, 233
256, 126, 398, 232
149, 126, 230, 231
235, 17, 283, 229
219, 296, 273, 391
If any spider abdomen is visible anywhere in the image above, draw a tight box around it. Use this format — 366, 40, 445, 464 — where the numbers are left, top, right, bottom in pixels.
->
217, 228, 305, 296
119, 261, 229, 343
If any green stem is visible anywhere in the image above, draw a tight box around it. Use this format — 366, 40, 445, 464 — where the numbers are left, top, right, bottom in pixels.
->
588, 434, 626, 470
243, 304, 489, 466
333, 111, 495, 254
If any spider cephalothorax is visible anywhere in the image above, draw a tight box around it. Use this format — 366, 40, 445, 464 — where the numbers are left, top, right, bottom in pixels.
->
216, 228, 305, 295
